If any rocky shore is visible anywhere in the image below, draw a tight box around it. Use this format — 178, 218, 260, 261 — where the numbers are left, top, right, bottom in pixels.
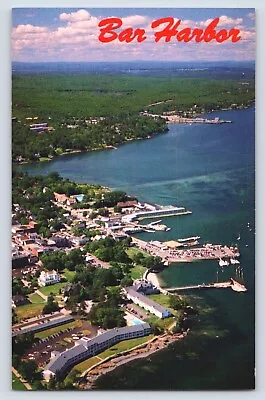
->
80, 330, 189, 390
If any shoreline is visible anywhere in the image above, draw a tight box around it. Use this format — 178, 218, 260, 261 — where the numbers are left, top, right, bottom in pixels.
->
13, 130, 168, 166
81, 330, 189, 390
13, 104, 254, 167
146, 271, 163, 289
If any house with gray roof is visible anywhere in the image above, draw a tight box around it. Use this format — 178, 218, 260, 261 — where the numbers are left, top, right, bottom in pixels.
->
43, 323, 151, 381
124, 287, 171, 319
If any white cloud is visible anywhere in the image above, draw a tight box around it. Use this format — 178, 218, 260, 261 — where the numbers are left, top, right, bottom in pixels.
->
12, 24, 48, 36
247, 12, 255, 21
12, 10, 255, 62
122, 15, 149, 27
59, 9, 92, 22
200, 15, 243, 27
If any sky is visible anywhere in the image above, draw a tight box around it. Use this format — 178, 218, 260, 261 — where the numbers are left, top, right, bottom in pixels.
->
12, 8, 255, 62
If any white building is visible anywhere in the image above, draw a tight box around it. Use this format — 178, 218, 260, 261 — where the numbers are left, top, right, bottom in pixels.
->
124, 287, 171, 319
38, 270, 60, 287
43, 323, 151, 381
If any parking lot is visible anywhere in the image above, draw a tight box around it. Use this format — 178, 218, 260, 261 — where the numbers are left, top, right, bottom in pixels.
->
23, 319, 98, 368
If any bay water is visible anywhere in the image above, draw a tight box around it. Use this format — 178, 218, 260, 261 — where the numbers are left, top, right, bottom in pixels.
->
19, 106, 255, 390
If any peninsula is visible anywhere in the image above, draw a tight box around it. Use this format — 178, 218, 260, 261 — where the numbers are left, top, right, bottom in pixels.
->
12, 170, 246, 390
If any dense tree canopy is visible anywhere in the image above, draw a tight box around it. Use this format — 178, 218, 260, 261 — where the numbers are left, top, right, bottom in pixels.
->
12, 75, 254, 161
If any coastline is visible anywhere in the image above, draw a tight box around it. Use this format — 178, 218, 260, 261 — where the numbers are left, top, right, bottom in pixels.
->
13, 130, 168, 166
146, 271, 163, 289
13, 103, 254, 167
81, 330, 189, 390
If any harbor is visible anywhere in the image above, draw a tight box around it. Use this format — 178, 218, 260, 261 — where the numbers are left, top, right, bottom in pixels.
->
141, 111, 232, 124
132, 237, 240, 264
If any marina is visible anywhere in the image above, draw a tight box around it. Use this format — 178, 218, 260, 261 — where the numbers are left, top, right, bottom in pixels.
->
17, 103, 255, 390
132, 237, 240, 264
178, 236, 200, 243
141, 112, 232, 124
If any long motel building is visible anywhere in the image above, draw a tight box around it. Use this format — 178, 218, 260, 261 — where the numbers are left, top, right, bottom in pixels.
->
124, 287, 172, 319
43, 323, 151, 381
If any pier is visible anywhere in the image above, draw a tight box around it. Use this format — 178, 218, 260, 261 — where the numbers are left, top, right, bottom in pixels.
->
166, 278, 247, 293
141, 112, 232, 124
132, 238, 240, 264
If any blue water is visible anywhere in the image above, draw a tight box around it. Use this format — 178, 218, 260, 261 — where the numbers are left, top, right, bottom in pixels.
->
132, 318, 144, 326
73, 194, 84, 202
19, 106, 255, 389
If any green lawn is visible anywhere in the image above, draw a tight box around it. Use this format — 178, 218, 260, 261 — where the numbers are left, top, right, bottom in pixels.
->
147, 315, 176, 331
12, 373, 27, 391
130, 265, 146, 280
35, 321, 79, 339
127, 247, 148, 259
39, 282, 67, 296
148, 293, 171, 308
16, 303, 44, 320
73, 356, 100, 374
62, 269, 76, 282
29, 293, 45, 304
71, 334, 154, 375
126, 248, 148, 279
99, 334, 154, 359
39, 157, 51, 162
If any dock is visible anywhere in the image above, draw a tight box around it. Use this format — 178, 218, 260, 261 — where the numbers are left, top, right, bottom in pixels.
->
132, 238, 240, 264
165, 278, 247, 293
141, 112, 232, 124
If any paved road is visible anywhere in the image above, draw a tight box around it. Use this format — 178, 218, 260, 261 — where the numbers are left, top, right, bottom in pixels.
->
35, 289, 48, 301
12, 367, 32, 390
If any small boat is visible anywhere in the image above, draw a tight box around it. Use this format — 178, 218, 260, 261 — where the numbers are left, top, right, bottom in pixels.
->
237, 234, 241, 240
219, 258, 229, 267
230, 258, 240, 265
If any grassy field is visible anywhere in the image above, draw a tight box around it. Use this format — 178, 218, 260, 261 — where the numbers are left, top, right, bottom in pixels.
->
72, 334, 154, 375
126, 247, 148, 279
147, 293, 178, 330
148, 293, 171, 308
39, 282, 67, 296
62, 269, 76, 282
127, 247, 148, 259
39, 157, 51, 162
98, 335, 154, 359
12, 373, 27, 391
35, 320, 80, 339
130, 265, 146, 280
28, 293, 45, 304
73, 356, 101, 374
16, 303, 44, 320
147, 315, 176, 331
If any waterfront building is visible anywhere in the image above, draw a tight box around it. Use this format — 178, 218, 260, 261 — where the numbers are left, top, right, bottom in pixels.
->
132, 280, 160, 295
117, 200, 138, 208
121, 206, 187, 223
124, 287, 171, 319
43, 323, 151, 381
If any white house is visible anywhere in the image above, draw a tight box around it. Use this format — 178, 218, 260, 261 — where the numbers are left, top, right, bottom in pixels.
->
38, 270, 60, 287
